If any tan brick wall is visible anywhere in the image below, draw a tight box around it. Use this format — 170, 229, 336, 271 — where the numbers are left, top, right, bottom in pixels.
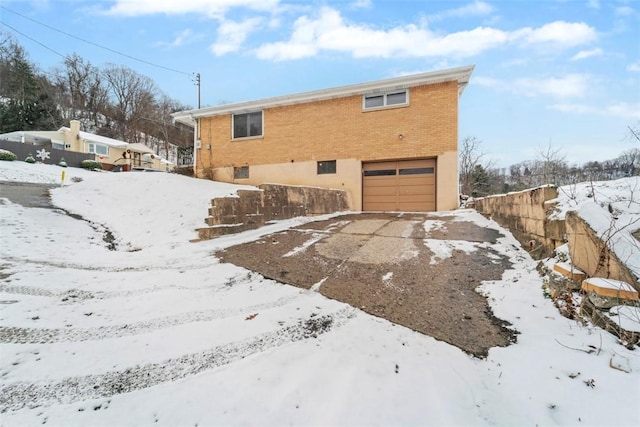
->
196, 81, 460, 210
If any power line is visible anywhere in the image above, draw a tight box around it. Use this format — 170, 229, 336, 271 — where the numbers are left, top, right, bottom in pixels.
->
0, 21, 65, 59
0, 5, 193, 77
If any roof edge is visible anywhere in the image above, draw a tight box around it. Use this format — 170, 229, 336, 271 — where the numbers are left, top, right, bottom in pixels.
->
173, 65, 475, 126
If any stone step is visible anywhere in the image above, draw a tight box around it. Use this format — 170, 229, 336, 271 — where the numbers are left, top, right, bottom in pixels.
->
197, 223, 260, 240
553, 262, 586, 281
581, 277, 639, 309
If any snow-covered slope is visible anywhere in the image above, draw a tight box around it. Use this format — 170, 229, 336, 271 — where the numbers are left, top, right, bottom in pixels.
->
1, 161, 638, 426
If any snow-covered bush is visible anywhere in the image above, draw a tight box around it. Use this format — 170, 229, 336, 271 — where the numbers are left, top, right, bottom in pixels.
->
58, 157, 68, 167
0, 149, 17, 161
81, 160, 102, 170
25, 153, 35, 163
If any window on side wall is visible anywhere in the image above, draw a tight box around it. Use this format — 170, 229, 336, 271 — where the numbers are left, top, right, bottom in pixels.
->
88, 143, 108, 156
317, 160, 337, 174
233, 111, 263, 139
234, 166, 249, 179
363, 90, 408, 110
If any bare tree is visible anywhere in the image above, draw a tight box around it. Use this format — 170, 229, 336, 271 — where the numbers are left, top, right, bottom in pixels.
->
459, 136, 494, 196
537, 143, 567, 185
102, 65, 158, 142
627, 121, 640, 143
53, 53, 108, 127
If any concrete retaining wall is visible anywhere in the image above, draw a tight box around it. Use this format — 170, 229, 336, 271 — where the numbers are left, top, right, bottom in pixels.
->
474, 186, 565, 258
475, 186, 639, 292
197, 184, 349, 240
566, 211, 639, 291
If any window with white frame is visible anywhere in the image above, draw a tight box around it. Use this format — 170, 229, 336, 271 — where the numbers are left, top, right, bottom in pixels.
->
233, 111, 263, 139
363, 90, 408, 110
88, 143, 109, 156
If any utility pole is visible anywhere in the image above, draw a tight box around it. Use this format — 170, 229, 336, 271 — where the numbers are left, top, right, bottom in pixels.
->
195, 73, 201, 109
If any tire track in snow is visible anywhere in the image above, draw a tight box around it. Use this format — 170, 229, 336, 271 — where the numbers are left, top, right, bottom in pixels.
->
0, 257, 217, 273
0, 272, 260, 300
0, 294, 304, 344
0, 308, 356, 412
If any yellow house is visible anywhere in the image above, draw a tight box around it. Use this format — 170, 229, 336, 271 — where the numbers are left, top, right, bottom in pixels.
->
0, 120, 168, 171
173, 65, 474, 211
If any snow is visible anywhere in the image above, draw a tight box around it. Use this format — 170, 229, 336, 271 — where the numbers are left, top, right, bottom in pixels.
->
1, 161, 639, 426
552, 177, 640, 279
583, 277, 638, 293
608, 305, 640, 333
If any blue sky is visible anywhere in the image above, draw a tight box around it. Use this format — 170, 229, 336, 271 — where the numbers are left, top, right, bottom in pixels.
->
1, 0, 639, 168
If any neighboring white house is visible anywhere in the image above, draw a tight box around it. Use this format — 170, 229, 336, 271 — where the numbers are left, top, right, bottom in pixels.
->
0, 120, 171, 171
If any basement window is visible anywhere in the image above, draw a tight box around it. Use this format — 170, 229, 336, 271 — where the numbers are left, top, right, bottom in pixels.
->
317, 160, 337, 175
234, 166, 249, 179
363, 90, 408, 110
233, 111, 263, 139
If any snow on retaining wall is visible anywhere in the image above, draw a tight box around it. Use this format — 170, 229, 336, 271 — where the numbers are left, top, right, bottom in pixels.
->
474, 186, 565, 258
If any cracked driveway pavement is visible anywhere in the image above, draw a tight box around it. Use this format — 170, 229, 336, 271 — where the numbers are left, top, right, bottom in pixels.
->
216, 211, 518, 357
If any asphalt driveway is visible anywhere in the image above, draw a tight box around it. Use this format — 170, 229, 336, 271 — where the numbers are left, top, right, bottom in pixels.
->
216, 212, 517, 357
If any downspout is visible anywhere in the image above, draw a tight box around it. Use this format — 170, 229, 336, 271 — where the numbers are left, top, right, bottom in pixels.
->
191, 114, 198, 177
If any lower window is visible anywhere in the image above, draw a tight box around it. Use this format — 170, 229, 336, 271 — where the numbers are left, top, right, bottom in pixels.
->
234, 166, 249, 179
317, 160, 336, 174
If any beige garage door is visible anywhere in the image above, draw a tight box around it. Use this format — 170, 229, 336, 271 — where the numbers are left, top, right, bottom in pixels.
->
363, 159, 436, 211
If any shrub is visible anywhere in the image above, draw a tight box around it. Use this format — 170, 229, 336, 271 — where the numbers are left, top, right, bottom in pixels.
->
58, 157, 68, 167
25, 153, 36, 163
81, 160, 103, 170
0, 149, 17, 161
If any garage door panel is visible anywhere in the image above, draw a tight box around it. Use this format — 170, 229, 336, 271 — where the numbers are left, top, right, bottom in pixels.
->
398, 177, 434, 187
363, 159, 436, 212
398, 194, 435, 203
364, 177, 397, 186
363, 201, 397, 211
398, 187, 435, 196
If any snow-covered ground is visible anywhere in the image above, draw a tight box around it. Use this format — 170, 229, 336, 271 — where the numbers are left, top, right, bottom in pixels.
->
1, 161, 639, 426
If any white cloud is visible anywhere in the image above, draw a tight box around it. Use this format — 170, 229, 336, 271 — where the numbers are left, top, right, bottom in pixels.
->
627, 62, 640, 72
549, 102, 640, 119
256, 8, 597, 61
349, 0, 372, 9
614, 6, 635, 17
102, 0, 279, 18
513, 74, 590, 98
158, 29, 201, 47
211, 18, 263, 55
472, 76, 500, 87
571, 47, 603, 61
514, 21, 597, 48
429, 1, 494, 21
475, 74, 591, 99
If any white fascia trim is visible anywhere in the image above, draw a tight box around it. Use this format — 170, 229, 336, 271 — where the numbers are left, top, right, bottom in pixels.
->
172, 65, 475, 127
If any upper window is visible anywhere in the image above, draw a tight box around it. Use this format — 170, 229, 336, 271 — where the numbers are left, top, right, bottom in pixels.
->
88, 143, 108, 156
233, 111, 263, 139
317, 160, 337, 175
363, 90, 408, 110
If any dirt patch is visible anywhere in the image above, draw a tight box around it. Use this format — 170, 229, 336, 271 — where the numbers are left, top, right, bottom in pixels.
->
216, 213, 517, 357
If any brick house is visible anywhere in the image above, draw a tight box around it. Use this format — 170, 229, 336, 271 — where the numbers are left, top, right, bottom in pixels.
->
172, 65, 474, 211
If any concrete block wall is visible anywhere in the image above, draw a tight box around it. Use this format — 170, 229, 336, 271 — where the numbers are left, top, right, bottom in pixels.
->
197, 184, 349, 240
475, 186, 639, 292
474, 186, 565, 257
566, 211, 639, 292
